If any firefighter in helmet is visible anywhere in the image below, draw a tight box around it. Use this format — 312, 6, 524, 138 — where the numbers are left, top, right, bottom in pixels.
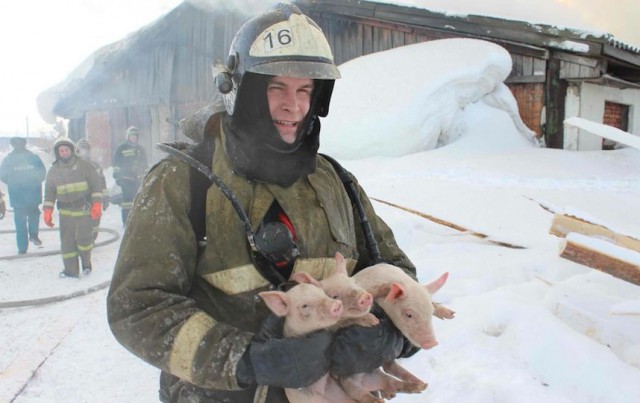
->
44, 137, 103, 277
108, 4, 417, 402
112, 125, 148, 225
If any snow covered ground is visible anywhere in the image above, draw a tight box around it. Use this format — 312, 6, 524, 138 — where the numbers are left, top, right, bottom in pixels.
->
2, 38, 640, 402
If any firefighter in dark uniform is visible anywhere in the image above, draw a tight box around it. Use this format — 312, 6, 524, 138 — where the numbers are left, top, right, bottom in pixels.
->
43, 137, 103, 278
108, 4, 418, 402
112, 125, 148, 225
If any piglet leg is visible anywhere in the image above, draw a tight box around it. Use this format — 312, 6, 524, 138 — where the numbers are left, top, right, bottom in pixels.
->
381, 361, 428, 393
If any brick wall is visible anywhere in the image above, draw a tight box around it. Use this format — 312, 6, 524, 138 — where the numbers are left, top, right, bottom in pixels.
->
507, 83, 545, 138
602, 101, 629, 150
603, 101, 628, 130
85, 111, 112, 167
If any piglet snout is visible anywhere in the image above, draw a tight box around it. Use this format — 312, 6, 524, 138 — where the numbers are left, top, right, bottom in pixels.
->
358, 292, 373, 310
329, 300, 344, 317
421, 339, 438, 350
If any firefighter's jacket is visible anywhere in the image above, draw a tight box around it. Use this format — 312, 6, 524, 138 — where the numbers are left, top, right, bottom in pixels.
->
43, 155, 103, 211
0, 148, 46, 208
112, 141, 148, 183
107, 117, 416, 401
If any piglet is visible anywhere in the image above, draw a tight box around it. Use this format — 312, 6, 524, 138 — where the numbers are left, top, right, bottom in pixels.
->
259, 274, 359, 403
294, 252, 378, 329
338, 263, 449, 401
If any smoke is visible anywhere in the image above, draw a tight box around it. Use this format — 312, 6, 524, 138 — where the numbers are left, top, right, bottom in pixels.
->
550, 0, 640, 47
371, 0, 640, 48
186, 0, 283, 18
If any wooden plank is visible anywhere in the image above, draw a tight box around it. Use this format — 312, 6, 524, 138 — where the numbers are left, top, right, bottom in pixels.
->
375, 26, 393, 52
392, 30, 405, 47
371, 198, 526, 249
549, 213, 640, 253
505, 75, 547, 84
560, 238, 640, 286
522, 56, 534, 76
363, 24, 373, 55
564, 117, 640, 150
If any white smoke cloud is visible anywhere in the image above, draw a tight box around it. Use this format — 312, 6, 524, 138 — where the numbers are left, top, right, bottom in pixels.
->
374, 0, 640, 47
186, 0, 282, 17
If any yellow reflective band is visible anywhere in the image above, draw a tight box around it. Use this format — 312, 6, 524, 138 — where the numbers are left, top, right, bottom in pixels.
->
43, 201, 55, 208
56, 181, 89, 195
77, 243, 93, 252
59, 209, 90, 217
91, 192, 103, 199
250, 14, 334, 60
62, 251, 78, 259
121, 149, 137, 157
202, 264, 270, 295
169, 312, 216, 382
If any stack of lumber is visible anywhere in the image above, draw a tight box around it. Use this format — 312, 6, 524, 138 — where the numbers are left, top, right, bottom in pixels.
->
550, 213, 640, 286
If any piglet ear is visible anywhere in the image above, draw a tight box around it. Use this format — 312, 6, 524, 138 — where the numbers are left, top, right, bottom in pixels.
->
385, 282, 406, 302
425, 272, 449, 295
258, 291, 290, 317
290, 271, 322, 287
334, 252, 348, 275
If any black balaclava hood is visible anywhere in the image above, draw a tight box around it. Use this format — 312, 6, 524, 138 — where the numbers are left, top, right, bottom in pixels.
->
223, 73, 326, 188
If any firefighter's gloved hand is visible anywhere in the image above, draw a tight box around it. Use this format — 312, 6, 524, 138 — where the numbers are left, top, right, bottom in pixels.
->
330, 304, 416, 376
0, 199, 5, 219
43, 207, 54, 227
236, 314, 332, 389
90, 202, 102, 220
102, 200, 109, 210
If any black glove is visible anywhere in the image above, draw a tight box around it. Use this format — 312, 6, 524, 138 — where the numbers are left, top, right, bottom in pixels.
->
330, 304, 416, 376
236, 313, 332, 389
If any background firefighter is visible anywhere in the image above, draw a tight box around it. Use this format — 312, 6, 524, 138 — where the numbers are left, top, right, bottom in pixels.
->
112, 125, 148, 225
43, 137, 103, 278
0, 136, 47, 254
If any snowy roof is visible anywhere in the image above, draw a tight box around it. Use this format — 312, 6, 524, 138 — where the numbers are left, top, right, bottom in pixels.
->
366, 0, 640, 53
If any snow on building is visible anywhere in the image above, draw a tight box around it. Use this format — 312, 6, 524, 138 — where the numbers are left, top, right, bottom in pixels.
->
37, 0, 640, 165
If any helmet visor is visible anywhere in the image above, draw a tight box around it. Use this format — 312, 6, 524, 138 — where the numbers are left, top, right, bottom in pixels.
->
249, 59, 340, 80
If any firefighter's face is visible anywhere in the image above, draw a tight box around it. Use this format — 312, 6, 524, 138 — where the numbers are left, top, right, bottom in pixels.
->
57, 145, 72, 160
267, 76, 313, 144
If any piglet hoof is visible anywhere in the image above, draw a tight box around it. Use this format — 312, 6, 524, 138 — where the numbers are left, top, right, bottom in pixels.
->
402, 381, 428, 394
361, 312, 380, 327
433, 303, 456, 320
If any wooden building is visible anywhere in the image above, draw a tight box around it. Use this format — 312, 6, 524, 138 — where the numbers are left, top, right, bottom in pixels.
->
38, 0, 640, 166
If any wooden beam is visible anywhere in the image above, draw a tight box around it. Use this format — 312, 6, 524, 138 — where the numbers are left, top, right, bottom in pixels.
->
560, 238, 640, 286
550, 213, 640, 253
545, 55, 567, 148
371, 198, 526, 249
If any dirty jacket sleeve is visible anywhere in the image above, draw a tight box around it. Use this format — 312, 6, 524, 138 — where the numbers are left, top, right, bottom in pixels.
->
107, 159, 253, 391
